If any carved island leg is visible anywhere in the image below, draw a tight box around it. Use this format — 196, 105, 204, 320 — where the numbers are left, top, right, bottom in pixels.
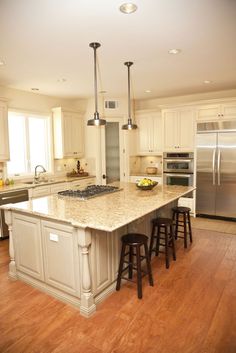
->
4, 210, 17, 279
77, 228, 96, 317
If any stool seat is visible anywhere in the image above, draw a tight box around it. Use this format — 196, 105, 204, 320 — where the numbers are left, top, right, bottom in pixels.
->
152, 217, 173, 226
172, 206, 191, 213
116, 233, 153, 299
149, 217, 176, 269
121, 233, 148, 245
172, 206, 193, 248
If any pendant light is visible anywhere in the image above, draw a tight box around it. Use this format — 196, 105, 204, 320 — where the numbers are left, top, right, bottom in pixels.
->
87, 42, 106, 126
122, 61, 138, 130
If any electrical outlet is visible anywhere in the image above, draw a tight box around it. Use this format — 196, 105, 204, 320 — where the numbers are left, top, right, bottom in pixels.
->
49, 233, 59, 242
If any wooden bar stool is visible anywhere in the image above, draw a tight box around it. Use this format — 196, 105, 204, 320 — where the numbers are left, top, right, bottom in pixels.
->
149, 217, 176, 269
172, 206, 193, 248
116, 233, 154, 299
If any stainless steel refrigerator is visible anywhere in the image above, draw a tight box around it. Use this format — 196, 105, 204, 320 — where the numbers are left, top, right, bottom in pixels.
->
196, 121, 236, 219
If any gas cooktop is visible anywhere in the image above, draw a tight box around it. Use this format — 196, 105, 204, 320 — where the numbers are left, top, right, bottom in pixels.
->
58, 184, 121, 200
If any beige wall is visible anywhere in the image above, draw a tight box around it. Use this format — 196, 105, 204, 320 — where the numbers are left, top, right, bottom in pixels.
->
136, 88, 236, 110
0, 85, 87, 114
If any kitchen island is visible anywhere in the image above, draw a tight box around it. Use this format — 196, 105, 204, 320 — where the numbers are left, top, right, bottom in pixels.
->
2, 182, 194, 317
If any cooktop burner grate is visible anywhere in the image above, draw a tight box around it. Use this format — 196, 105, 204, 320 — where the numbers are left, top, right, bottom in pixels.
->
58, 184, 121, 200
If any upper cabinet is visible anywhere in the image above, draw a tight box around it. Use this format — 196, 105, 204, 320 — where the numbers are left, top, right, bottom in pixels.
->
0, 100, 10, 161
163, 107, 195, 152
196, 101, 236, 121
136, 111, 163, 155
52, 107, 84, 159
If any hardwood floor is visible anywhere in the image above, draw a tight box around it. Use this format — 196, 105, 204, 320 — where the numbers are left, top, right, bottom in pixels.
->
1, 227, 236, 353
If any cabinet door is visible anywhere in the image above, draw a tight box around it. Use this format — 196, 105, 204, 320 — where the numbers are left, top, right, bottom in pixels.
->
196, 105, 220, 121
179, 109, 195, 151
137, 116, 151, 154
0, 102, 10, 161
13, 214, 44, 280
70, 114, 84, 157
63, 112, 84, 158
163, 111, 179, 151
221, 102, 236, 120
151, 114, 163, 153
42, 220, 80, 296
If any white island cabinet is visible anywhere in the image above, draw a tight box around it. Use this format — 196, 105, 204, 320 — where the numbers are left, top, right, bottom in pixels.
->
2, 182, 194, 318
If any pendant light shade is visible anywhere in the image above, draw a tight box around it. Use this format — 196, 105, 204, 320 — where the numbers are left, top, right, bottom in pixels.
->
87, 42, 106, 126
122, 61, 138, 130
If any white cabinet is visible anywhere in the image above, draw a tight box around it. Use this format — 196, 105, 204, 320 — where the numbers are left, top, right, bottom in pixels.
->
129, 175, 162, 185
136, 112, 162, 155
70, 177, 96, 189
196, 101, 236, 121
163, 108, 195, 152
0, 100, 10, 161
30, 178, 95, 199
50, 182, 68, 194
13, 213, 44, 280
41, 220, 80, 296
52, 107, 84, 159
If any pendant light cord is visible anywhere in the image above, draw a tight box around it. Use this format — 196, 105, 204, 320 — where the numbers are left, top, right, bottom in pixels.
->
93, 46, 98, 114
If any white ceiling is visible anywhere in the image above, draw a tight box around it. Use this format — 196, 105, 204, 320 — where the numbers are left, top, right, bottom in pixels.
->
0, 0, 236, 100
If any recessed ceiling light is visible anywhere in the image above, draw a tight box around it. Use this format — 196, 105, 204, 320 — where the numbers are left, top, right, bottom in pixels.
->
168, 49, 181, 55
119, 3, 138, 14
145, 90, 151, 93
31, 88, 39, 91
0, 59, 5, 66
204, 80, 211, 84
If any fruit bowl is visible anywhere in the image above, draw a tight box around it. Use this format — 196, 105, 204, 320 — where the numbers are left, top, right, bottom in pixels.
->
136, 179, 158, 190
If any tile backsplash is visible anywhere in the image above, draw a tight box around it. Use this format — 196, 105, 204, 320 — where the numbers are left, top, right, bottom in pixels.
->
54, 158, 96, 176
130, 155, 162, 175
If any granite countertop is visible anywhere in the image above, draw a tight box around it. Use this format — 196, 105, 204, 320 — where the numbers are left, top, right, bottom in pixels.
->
1, 182, 195, 232
0, 175, 95, 194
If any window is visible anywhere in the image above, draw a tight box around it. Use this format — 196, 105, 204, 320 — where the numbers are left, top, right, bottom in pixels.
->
7, 111, 52, 176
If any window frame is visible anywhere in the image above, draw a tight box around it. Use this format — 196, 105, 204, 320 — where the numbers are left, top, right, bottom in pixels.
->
7, 110, 54, 179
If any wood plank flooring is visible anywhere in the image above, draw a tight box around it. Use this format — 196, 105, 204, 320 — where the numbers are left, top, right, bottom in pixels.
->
1, 226, 236, 353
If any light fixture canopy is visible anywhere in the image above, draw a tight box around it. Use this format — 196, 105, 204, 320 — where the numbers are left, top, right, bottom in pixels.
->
87, 42, 106, 126
122, 62, 138, 130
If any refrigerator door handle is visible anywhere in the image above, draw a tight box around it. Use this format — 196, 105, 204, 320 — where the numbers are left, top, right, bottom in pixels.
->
217, 149, 221, 185
212, 149, 216, 185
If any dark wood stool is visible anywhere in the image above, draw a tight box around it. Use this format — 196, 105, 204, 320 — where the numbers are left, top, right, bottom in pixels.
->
172, 206, 193, 248
149, 217, 176, 269
116, 233, 154, 299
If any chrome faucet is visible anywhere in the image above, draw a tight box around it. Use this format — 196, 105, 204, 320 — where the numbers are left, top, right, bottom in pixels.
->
34, 165, 46, 182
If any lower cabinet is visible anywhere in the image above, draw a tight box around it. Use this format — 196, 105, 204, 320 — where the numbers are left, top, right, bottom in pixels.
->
41, 220, 80, 296
12, 214, 80, 297
13, 214, 44, 281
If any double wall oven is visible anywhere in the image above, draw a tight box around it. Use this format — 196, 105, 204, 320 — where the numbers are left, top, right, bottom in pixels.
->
163, 152, 194, 186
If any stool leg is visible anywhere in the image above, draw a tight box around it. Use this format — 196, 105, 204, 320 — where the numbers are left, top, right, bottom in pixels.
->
144, 242, 154, 286
187, 211, 193, 243
175, 212, 179, 240
149, 223, 155, 259
116, 243, 126, 291
155, 225, 160, 256
165, 226, 169, 269
136, 245, 142, 299
128, 245, 133, 279
183, 213, 187, 248
170, 225, 176, 261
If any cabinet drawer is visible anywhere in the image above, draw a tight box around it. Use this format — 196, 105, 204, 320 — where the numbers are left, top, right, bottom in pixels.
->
50, 183, 68, 194
70, 178, 96, 189
32, 186, 51, 198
